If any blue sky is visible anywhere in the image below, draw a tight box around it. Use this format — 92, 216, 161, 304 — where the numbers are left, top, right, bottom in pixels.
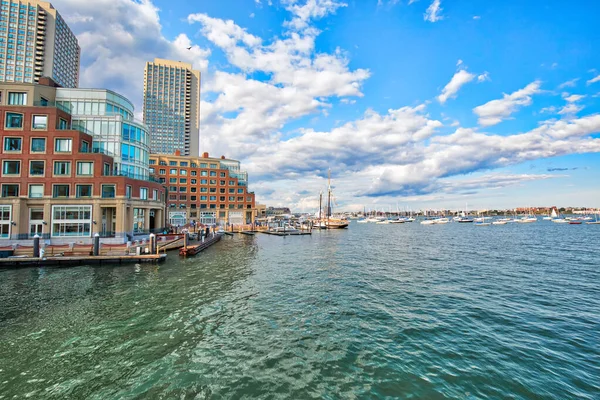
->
55, 0, 600, 212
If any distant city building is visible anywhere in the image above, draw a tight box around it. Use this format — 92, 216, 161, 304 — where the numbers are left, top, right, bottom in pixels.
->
0, 0, 80, 87
143, 58, 200, 156
0, 80, 166, 243
149, 152, 255, 227
266, 207, 291, 217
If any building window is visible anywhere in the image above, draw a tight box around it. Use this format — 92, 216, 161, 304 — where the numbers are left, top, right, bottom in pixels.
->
140, 188, 148, 200
169, 178, 177, 184
51, 205, 92, 237
53, 185, 70, 198
191, 171, 197, 176
31, 138, 45, 152
201, 171, 207, 176
220, 181, 226, 186
1, 184, 19, 197
169, 161, 177, 166
133, 208, 145, 233
159, 169, 166, 175
126, 185, 132, 199
29, 160, 44, 176
153, 189, 158, 200
229, 181, 235, 186
180, 169, 187, 176
53, 161, 71, 176
210, 180, 216, 185
170, 168, 177, 174
5, 112, 23, 128
29, 208, 45, 238
2, 160, 20, 175
76, 161, 93, 176
58, 118, 68, 130
102, 185, 115, 198
29, 184, 43, 198
220, 172, 226, 177
7, 91, 27, 105
210, 163, 217, 168
81, 141, 89, 153
55, 138, 72, 152
179, 187, 186, 193
32, 115, 47, 129
209, 171, 216, 177
3, 137, 21, 151
0, 205, 11, 238
179, 178, 187, 184
104, 163, 111, 176
180, 161, 188, 167
76, 185, 92, 198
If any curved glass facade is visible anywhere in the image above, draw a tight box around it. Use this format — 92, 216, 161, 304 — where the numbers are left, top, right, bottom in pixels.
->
55, 89, 150, 179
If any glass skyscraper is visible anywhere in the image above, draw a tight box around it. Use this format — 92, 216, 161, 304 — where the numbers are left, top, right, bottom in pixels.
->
143, 58, 200, 156
0, 0, 80, 88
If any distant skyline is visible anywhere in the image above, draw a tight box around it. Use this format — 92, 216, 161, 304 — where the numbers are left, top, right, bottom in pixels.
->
53, 0, 600, 212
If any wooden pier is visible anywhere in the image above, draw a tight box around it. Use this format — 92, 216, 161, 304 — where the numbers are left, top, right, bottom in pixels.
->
179, 233, 222, 257
0, 253, 166, 267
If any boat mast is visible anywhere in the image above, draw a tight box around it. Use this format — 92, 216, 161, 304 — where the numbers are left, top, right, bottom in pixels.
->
319, 191, 322, 222
327, 169, 332, 223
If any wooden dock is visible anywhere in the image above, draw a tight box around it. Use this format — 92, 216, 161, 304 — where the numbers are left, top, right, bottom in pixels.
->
0, 253, 167, 267
179, 233, 222, 257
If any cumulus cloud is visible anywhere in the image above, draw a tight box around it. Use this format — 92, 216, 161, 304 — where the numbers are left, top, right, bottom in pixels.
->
437, 69, 475, 104
424, 0, 443, 22
53, 0, 211, 115
473, 81, 542, 126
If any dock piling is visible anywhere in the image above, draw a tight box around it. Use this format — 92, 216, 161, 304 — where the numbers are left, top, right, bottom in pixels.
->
93, 233, 100, 256
33, 235, 40, 258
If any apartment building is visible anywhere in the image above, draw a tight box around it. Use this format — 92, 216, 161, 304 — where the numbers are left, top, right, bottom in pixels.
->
149, 152, 255, 227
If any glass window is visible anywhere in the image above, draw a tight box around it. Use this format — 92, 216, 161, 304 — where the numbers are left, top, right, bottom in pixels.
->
1, 184, 19, 197
0, 205, 11, 238
76, 185, 92, 198
169, 178, 177, 184
200, 163, 207, 168
210, 171, 217, 177
58, 118, 68, 129
102, 185, 115, 198
53, 161, 70, 176
210, 163, 217, 168
29, 160, 44, 175
170, 168, 177, 174
32, 114, 47, 129
179, 178, 187, 184
5, 112, 23, 128
31, 138, 45, 152
52, 185, 69, 197
180, 161, 188, 167
29, 184, 43, 198
81, 141, 89, 153
153, 189, 158, 200
159, 169, 166, 175
220, 172, 226, 177
201, 171, 207, 176
2, 160, 19, 175
180, 169, 187, 176
169, 161, 177, 166
51, 205, 91, 237
55, 138, 72, 152
7, 91, 26, 105
3, 137, 21, 151
133, 208, 145, 233
140, 188, 148, 200
76, 161, 93, 176
126, 185, 132, 199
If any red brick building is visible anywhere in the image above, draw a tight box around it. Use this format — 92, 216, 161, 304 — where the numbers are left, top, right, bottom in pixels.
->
149, 152, 256, 227
0, 95, 166, 243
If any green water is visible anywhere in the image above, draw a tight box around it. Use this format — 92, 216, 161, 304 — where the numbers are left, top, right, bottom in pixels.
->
1, 222, 599, 399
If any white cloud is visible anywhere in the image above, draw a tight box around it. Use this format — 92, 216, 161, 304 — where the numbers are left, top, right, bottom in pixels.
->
473, 81, 542, 126
558, 103, 583, 116
424, 0, 443, 22
586, 74, 600, 85
456, 59, 462, 66
558, 78, 579, 89
473, 15, 481, 20
477, 72, 490, 82
437, 69, 475, 104
283, 0, 348, 31
562, 93, 585, 103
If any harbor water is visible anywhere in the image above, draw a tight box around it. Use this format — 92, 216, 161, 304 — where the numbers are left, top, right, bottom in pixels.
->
1, 221, 599, 399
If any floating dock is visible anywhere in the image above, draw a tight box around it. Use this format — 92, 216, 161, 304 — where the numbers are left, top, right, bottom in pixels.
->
179, 233, 222, 257
261, 231, 312, 236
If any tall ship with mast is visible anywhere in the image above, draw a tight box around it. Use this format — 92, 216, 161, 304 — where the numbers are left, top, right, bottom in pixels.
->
318, 170, 349, 229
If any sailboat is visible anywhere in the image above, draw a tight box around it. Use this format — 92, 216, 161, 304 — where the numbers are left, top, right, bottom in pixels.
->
324, 170, 349, 229
550, 208, 568, 223
586, 213, 600, 225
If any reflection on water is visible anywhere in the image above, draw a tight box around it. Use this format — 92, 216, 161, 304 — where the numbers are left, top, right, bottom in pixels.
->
0, 223, 599, 399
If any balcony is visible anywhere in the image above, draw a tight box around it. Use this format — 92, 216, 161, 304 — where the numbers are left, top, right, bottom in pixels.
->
33, 100, 71, 113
